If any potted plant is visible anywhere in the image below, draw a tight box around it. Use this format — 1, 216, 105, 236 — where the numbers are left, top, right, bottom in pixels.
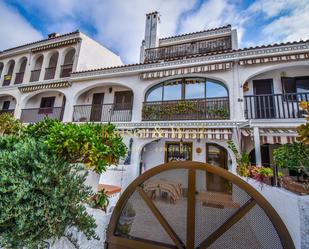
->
89, 189, 110, 212
116, 202, 136, 236
227, 140, 249, 177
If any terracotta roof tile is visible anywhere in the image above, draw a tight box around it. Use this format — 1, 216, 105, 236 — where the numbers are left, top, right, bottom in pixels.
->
159, 25, 231, 41
0, 30, 80, 53
73, 38, 309, 75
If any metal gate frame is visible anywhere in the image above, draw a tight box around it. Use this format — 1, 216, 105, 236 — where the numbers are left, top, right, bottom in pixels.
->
105, 161, 295, 249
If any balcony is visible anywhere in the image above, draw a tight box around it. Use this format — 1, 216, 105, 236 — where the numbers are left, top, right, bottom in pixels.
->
145, 36, 232, 62
0, 109, 14, 115
3, 74, 12, 86
142, 97, 230, 121
60, 64, 73, 78
20, 107, 64, 123
14, 72, 24, 84
73, 103, 132, 122
44, 67, 56, 80
244, 93, 309, 119
30, 69, 41, 82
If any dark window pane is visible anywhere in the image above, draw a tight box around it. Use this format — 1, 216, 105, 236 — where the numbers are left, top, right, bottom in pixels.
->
281, 77, 296, 94
296, 78, 309, 93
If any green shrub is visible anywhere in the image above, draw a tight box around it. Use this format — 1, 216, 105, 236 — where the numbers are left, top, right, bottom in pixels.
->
273, 142, 309, 176
23, 118, 127, 174
0, 113, 23, 136
45, 122, 127, 173
0, 138, 97, 249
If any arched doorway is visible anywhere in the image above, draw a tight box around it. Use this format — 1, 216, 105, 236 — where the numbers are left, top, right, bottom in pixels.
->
106, 161, 294, 249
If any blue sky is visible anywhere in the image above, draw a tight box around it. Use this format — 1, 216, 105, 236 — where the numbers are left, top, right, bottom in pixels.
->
1, 0, 309, 64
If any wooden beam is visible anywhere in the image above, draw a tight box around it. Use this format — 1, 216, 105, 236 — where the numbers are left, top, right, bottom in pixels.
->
137, 186, 185, 249
186, 169, 196, 249
199, 198, 257, 249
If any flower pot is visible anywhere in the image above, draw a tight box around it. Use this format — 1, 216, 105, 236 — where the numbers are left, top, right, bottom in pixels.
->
282, 177, 309, 195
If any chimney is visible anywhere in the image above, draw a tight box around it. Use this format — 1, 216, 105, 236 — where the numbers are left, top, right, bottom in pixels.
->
48, 32, 60, 39
144, 11, 160, 49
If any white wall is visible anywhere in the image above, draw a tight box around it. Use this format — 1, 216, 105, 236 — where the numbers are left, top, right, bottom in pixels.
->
25, 91, 65, 108
76, 33, 123, 71
0, 96, 16, 109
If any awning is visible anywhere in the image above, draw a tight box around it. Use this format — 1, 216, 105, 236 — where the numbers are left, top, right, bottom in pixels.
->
241, 128, 298, 144
132, 128, 233, 140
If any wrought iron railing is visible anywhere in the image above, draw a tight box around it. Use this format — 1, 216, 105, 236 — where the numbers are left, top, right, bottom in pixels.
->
30, 69, 41, 82
14, 72, 25, 84
44, 67, 56, 80
20, 107, 64, 123
244, 93, 309, 119
73, 103, 133, 122
0, 109, 14, 115
145, 36, 232, 62
142, 97, 230, 121
60, 64, 73, 78
3, 74, 12, 86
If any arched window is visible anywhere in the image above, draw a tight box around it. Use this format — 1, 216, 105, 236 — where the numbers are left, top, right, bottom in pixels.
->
3, 60, 15, 86
145, 78, 228, 102
143, 78, 229, 121
61, 48, 75, 77
45, 52, 58, 80
30, 55, 43, 82
15, 57, 27, 84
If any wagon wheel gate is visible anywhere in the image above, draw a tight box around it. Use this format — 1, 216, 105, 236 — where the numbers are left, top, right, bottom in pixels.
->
105, 161, 295, 249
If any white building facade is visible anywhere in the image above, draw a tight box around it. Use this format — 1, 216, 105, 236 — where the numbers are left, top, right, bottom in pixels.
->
1, 12, 309, 248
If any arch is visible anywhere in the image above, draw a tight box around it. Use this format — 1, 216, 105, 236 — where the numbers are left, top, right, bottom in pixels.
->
14, 57, 27, 84
2, 60, 15, 86
22, 89, 67, 107
44, 52, 59, 80
145, 77, 229, 102
60, 48, 75, 77
33, 55, 43, 70
18, 57, 27, 73
73, 81, 134, 104
6, 60, 15, 75
106, 161, 295, 249
243, 61, 309, 83
63, 48, 75, 65
30, 55, 43, 82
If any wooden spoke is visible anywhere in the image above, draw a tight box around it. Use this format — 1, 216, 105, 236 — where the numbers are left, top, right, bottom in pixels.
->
137, 186, 185, 249
186, 169, 196, 249
199, 198, 257, 249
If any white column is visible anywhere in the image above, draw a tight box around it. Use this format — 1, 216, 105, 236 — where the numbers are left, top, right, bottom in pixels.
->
131, 87, 143, 122
39, 56, 49, 82
62, 99, 74, 122
253, 126, 262, 166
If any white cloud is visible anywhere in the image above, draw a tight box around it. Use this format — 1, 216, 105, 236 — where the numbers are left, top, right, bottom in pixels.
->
17, 0, 196, 63
248, 0, 309, 44
178, 0, 247, 46
0, 1, 42, 51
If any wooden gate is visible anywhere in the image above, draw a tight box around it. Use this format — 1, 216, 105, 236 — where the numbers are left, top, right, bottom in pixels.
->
105, 161, 294, 249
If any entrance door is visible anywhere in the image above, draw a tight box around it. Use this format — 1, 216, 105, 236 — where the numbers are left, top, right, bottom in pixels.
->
253, 79, 275, 118
206, 143, 229, 193
90, 93, 104, 121
2, 101, 10, 110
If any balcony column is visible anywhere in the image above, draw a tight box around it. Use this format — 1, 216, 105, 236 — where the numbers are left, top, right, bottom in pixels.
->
39, 57, 48, 82
55, 48, 65, 79
253, 126, 262, 167
23, 56, 31, 84
131, 88, 143, 122
62, 99, 74, 122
